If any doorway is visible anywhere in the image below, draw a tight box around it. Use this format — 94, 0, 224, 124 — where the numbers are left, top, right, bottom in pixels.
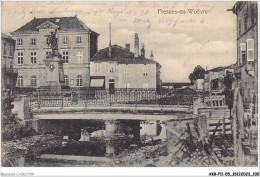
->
109, 79, 115, 94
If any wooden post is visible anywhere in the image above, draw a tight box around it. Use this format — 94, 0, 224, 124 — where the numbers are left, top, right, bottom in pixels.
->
222, 117, 225, 135
232, 87, 244, 166
61, 90, 63, 109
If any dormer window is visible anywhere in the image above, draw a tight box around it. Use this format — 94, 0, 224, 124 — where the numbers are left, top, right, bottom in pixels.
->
55, 19, 60, 22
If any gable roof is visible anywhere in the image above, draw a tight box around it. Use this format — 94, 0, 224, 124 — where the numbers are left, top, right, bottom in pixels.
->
91, 45, 160, 65
205, 65, 234, 73
11, 16, 98, 35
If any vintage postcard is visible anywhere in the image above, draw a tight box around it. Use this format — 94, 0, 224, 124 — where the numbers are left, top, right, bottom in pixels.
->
1, 0, 259, 176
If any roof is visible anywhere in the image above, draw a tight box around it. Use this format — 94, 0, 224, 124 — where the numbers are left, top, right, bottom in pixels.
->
206, 65, 234, 73
91, 45, 160, 65
230, 1, 244, 15
2, 33, 15, 41
11, 16, 98, 35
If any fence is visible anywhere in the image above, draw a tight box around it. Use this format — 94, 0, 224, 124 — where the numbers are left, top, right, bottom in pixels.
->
25, 88, 206, 109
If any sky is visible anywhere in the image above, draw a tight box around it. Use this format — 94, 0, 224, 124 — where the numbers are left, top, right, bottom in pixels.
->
2, 1, 237, 82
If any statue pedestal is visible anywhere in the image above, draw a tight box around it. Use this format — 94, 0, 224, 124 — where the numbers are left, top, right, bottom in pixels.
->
42, 53, 65, 89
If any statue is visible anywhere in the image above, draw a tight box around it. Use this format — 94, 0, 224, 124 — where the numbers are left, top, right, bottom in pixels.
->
47, 29, 58, 54
43, 29, 65, 87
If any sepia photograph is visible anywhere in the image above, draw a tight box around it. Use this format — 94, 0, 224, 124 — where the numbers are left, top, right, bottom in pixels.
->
0, 0, 259, 176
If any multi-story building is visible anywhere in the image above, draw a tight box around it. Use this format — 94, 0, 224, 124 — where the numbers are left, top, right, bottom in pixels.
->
204, 65, 234, 92
1, 33, 17, 89
10, 16, 99, 88
229, 1, 258, 108
90, 33, 161, 91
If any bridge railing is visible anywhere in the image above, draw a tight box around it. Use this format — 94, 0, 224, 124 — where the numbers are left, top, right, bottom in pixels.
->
27, 88, 208, 109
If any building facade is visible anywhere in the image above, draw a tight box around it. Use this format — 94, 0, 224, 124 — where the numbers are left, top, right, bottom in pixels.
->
11, 16, 99, 88
204, 66, 234, 92
1, 33, 17, 89
90, 34, 161, 90
230, 1, 258, 109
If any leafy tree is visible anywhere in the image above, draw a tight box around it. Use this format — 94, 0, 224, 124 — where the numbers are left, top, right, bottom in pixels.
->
223, 70, 233, 90
189, 65, 205, 84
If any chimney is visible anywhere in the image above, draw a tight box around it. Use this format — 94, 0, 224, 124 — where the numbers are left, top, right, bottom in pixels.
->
109, 23, 112, 58
141, 43, 145, 57
150, 50, 154, 60
134, 33, 139, 58
125, 44, 130, 51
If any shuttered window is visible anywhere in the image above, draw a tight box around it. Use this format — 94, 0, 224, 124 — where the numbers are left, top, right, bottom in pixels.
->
17, 76, 23, 87
240, 43, 246, 63
247, 39, 254, 61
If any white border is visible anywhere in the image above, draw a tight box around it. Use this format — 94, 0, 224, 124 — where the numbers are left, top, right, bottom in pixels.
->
1, 0, 259, 176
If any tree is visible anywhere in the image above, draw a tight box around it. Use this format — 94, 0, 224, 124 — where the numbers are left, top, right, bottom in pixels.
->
222, 70, 234, 117
189, 65, 205, 83
223, 70, 233, 90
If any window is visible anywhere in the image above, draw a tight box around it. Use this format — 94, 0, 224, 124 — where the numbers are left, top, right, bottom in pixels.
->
105, 63, 109, 73
240, 43, 246, 63
238, 20, 241, 37
63, 36, 68, 45
31, 76, 37, 87
17, 52, 23, 65
109, 63, 114, 73
62, 51, 69, 63
76, 36, 82, 44
76, 50, 83, 63
124, 66, 129, 77
31, 52, 37, 64
77, 75, 83, 87
95, 63, 101, 74
247, 39, 254, 61
143, 66, 148, 77
114, 63, 117, 73
17, 39, 23, 46
30, 38, 36, 46
17, 76, 23, 87
238, 46, 241, 64
9, 45, 13, 56
109, 63, 117, 73
3, 42, 6, 55
64, 75, 69, 85
244, 12, 248, 31
70, 79, 74, 86
143, 83, 149, 89
251, 5, 255, 25
46, 37, 50, 45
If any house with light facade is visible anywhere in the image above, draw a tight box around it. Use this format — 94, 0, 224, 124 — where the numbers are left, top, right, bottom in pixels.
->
204, 65, 234, 92
90, 33, 161, 91
1, 33, 17, 89
11, 16, 99, 88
